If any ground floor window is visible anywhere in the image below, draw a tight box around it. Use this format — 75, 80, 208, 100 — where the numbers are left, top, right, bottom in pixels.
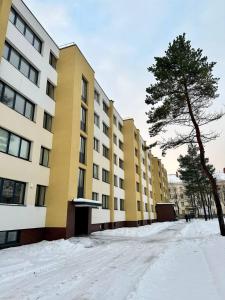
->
137, 201, 141, 211
114, 197, 118, 210
102, 194, 109, 209
0, 177, 26, 204
0, 230, 19, 248
120, 199, 125, 211
35, 185, 46, 206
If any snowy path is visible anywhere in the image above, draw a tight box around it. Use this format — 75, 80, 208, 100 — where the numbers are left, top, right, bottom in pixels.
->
0, 220, 224, 300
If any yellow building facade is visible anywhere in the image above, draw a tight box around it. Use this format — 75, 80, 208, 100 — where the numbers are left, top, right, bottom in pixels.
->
0, 0, 170, 247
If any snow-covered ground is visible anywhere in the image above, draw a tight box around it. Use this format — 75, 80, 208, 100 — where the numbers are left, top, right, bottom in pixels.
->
0, 219, 224, 300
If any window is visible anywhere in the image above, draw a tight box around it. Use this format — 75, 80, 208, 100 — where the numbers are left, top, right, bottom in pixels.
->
94, 113, 100, 127
136, 182, 140, 192
94, 90, 100, 104
0, 177, 25, 205
136, 165, 139, 174
119, 159, 124, 169
119, 178, 124, 189
118, 122, 123, 132
80, 106, 87, 132
49, 52, 57, 69
40, 147, 49, 167
92, 192, 99, 201
103, 122, 109, 136
46, 81, 55, 100
93, 164, 99, 179
0, 230, 19, 248
113, 134, 117, 145
0, 128, 31, 160
79, 136, 86, 164
9, 8, 42, 53
35, 185, 46, 206
113, 115, 117, 126
102, 145, 109, 159
119, 140, 123, 151
77, 168, 85, 198
103, 101, 109, 115
144, 187, 147, 195
145, 203, 148, 212
43, 112, 52, 132
135, 148, 138, 157
137, 201, 141, 211
81, 77, 88, 102
114, 175, 118, 187
120, 199, 125, 211
114, 154, 117, 165
102, 194, 109, 209
93, 137, 99, 152
114, 197, 118, 210
3, 42, 39, 84
143, 172, 146, 180
0, 80, 34, 121
102, 169, 109, 183
143, 158, 146, 165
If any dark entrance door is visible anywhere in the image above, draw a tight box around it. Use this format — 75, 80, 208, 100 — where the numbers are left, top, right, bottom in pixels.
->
75, 207, 90, 236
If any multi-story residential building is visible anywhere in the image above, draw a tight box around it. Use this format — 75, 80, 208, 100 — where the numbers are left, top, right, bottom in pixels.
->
168, 174, 191, 217
0, 0, 169, 248
123, 119, 154, 226
0, 0, 59, 246
150, 154, 169, 206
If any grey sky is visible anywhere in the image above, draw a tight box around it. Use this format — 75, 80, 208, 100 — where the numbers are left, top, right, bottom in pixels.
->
24, 0, 225, 173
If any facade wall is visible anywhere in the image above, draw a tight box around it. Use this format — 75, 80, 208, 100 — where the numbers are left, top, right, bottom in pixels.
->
45, 45, 95, 237
0, 0, 58, 233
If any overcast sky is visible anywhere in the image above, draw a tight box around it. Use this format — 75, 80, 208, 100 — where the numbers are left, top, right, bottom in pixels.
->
24, 0, 225, 174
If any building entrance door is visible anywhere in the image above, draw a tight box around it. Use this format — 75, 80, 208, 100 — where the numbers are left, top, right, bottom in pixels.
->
74, 207, 90, 236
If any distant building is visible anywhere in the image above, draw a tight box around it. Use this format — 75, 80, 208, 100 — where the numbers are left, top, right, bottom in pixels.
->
216, 171, 225, 208
168, 174, 191, 218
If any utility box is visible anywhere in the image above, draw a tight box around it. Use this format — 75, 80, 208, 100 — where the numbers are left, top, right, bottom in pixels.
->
156, 203, 176, 222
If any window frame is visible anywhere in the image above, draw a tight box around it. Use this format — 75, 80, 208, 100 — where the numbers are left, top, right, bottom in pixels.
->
3, 42, 39, 85
46, 80, 55, 100
93, 137, 100, 152
35, 185, 46, 207
102, 145, 109, 159
0, 127, 31, 161
0, 80, 35, 121
102, 168, 110, 184
0, 177, 26, 205
49, 51, 57, 69
43, 111, 53, 132
102, 122, 109, 137
81, 76, 88, 103
9, 7, 42, 53
102, 194, 109, 209
39, 146, 50, 167
93, 163, 99, 180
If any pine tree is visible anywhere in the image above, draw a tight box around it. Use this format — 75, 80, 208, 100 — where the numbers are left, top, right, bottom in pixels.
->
146, 34, 225, 235
178, 144, 215, 220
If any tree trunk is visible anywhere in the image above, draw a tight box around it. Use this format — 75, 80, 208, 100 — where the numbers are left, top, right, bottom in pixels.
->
200, 192, 208, 221
185, 85, 225, 235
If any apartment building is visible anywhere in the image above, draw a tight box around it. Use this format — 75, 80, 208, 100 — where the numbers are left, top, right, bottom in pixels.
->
168, 174, 191, 217
0, 0, 59, 247
0, 0, 169, 248
123, 119, 154, 226
150, 154, 169, 206
216, 171, 225, 208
